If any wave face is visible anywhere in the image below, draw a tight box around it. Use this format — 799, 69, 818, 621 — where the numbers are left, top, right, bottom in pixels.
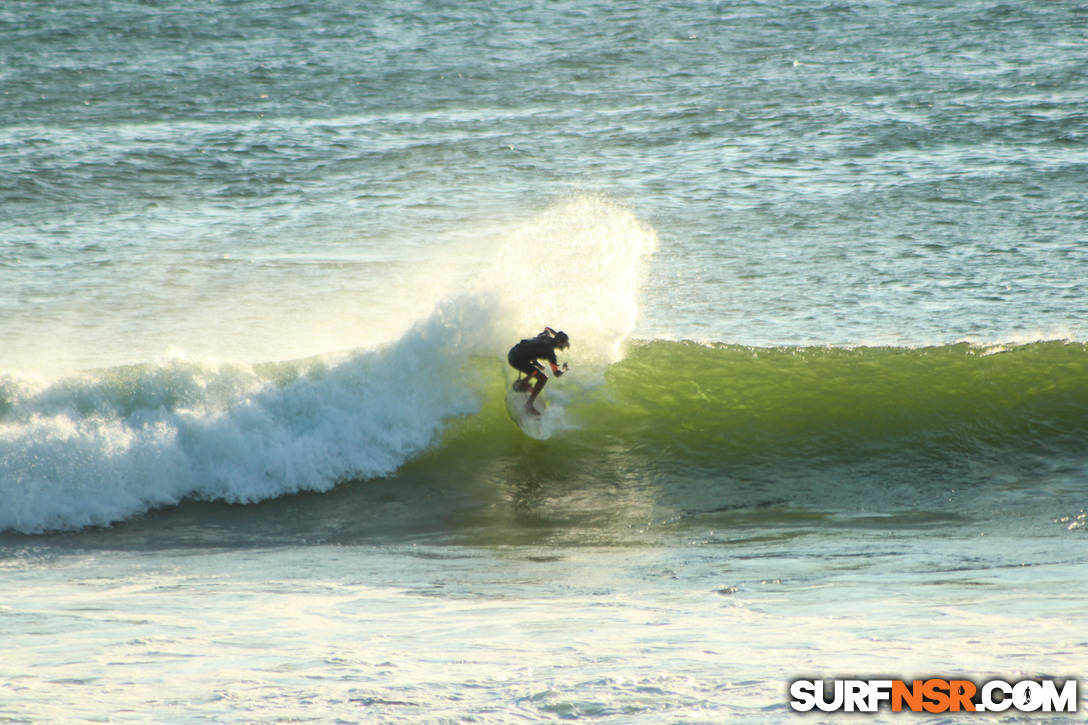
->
2, 335, 1086, 535
422, 339, 1088, 539
440, 339, 1088, 491
580, 340, 1088, 466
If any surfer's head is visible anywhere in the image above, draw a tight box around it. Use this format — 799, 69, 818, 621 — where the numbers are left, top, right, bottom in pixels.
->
553, 331, 570, 350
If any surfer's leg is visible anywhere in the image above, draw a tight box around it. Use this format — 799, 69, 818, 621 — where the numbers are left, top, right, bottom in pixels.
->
510, 354, 538, 392
526, 375, 547, 415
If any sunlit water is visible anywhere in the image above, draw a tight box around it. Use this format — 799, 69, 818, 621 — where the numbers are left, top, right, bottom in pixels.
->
3, 0, 1088, 721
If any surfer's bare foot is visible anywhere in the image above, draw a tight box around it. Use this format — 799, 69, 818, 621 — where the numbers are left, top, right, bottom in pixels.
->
525, 404, 540, 416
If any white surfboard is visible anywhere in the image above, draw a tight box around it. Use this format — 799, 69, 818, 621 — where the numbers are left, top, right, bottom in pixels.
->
503, 369, 571, 440
504, 387, 550, 439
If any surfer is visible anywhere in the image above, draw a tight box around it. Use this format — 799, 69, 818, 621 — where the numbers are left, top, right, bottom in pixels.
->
507, 327, 570, 416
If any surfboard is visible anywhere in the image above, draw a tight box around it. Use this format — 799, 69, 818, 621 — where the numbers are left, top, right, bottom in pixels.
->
504, 386, 550, 439
503, 369, 570, 440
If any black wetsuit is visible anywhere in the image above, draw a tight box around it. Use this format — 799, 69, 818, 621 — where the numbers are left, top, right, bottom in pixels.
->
507, 333, 560, 376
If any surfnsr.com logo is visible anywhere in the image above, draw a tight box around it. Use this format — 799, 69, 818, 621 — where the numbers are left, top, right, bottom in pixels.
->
789, 678, 1078, 713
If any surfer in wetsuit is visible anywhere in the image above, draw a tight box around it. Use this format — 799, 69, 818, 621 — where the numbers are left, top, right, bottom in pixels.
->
507, 327, 570, 416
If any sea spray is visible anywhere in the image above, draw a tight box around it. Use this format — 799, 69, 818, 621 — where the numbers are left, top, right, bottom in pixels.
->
485, 195, 658, 371
0, 197, 659, 533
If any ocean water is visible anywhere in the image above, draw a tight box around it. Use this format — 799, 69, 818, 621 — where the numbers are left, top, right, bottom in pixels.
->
2, 0, 1088, 722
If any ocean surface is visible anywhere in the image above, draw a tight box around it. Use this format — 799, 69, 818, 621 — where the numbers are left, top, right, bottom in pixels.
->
3, 0, 1088, 722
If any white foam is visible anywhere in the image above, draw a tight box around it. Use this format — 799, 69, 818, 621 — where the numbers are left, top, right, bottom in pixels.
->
0, 196, 658, 533
0, 302, 483, 533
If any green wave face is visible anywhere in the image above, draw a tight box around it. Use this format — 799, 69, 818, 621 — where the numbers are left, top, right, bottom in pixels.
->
388, 339, 1087, 545
446, 339, 1088, 484
585, 340, 1088, 465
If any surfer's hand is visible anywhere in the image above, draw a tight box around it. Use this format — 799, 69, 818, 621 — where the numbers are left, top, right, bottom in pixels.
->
554, 369, 564, 377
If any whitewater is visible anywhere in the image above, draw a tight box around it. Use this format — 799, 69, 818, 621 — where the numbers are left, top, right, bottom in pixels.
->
1, 197, 656, 533
3, 0, 1088, 722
